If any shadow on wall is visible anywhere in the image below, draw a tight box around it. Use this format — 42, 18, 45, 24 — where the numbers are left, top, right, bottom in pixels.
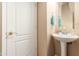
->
47, 36, 61, 56
47, 36, 55, 56
67, 39, 79, 56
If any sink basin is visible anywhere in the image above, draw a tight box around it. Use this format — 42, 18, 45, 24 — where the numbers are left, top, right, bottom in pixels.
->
52, 32, 79, 56
53, 32, 79, 42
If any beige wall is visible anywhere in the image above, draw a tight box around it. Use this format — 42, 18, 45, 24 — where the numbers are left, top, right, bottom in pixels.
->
0, 2, 2, 54
47, 3, 54, 45
37, 2, 47, 56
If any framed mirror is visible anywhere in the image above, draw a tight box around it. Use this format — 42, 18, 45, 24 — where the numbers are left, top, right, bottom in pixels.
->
58, 2, 75, 32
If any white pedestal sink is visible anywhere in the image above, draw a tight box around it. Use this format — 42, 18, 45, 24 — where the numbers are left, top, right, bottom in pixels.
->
52, 32, 79, 56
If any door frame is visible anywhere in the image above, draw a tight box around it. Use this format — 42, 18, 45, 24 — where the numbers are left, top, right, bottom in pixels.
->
2, 2, 7, 56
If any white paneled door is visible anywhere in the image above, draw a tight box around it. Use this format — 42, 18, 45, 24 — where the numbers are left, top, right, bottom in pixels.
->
2, 2, 37, 56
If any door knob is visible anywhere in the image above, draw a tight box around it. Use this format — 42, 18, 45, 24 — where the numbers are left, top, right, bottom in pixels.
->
8, 32, 13, 35
6, 32, 14, 38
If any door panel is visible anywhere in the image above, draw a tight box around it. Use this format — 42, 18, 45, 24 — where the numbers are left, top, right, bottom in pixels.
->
5, 2, 37, 56
15, 39, 36, 56
15, 3, 37, 35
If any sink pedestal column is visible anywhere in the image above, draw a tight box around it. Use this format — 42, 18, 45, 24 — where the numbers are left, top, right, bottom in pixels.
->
60, 41, 67, 56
